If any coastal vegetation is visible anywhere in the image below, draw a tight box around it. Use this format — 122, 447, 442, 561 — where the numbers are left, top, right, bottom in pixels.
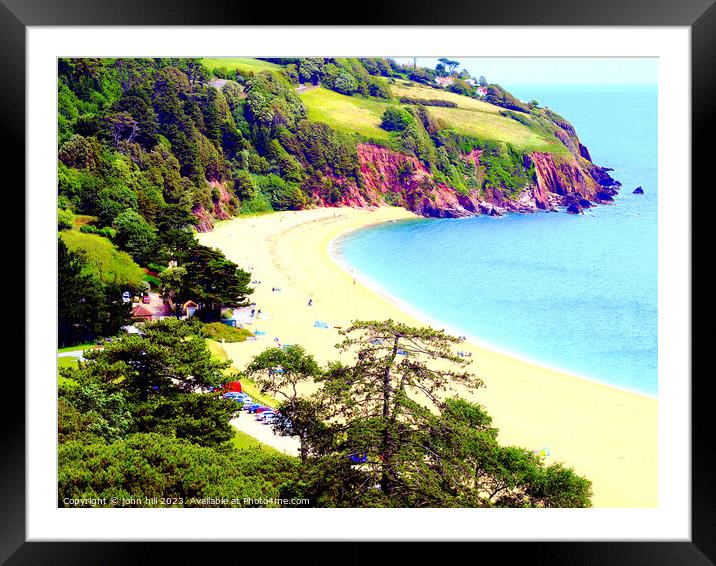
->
56, 56, 606, 508
58, 56, 617, 249
58, 318, 592, 508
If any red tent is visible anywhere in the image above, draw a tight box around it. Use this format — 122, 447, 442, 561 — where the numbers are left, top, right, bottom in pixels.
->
225, 381, 242, 393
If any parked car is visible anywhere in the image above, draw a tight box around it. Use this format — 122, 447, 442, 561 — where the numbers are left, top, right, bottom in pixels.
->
255, 410, 275, 422
223, 393, 252, 405
142, 295, 150, 304
122, 291, 131, 303
222, 392, 244, 400
244, 403, 262, 412
263, 412, 281, 424
224, 391, 249, 398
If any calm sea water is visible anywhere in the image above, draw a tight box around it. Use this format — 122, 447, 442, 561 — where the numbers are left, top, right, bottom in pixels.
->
335, 84, 658, 395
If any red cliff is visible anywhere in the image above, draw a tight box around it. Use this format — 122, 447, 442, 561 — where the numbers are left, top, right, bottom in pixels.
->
306, 143, 619, 218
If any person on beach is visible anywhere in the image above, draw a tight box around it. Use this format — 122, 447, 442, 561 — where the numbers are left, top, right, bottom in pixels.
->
307, 298, 313, 306
251, 308, 255, 317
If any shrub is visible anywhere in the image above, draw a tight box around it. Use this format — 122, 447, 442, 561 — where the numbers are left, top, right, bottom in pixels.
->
257, 174, 307, 211
203, 322, 253, 343
239, 191, 273, 215
381, 107, 414, 132
58, 209, 74, 231
399, 97, 457, 108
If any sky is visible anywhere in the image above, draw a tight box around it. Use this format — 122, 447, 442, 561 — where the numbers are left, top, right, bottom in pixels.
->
392, 57, 657, 86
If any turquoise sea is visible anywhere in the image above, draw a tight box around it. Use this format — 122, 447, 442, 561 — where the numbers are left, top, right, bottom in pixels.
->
335, 84, 658, 395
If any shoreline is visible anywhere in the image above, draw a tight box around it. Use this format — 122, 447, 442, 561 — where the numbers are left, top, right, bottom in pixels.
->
198, 206, 657, 508
329, 230, 656, 401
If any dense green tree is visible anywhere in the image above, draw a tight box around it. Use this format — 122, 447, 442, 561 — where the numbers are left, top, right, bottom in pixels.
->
417, 398, 593, 507
95, 185, 138, 227
448, 78, 474, 97
331, 69, 358, 95
408, 67, 436, 85
58, 134, 105, 170
381, 107, 415, 132
112, 209, 157, 264
438, 58, 460, 75
232, 169, 258, 201
246, 345, 323, 462
113, 91, 159, 148
66, 318, 240, 445
112, 210, 157, 265
58, 238, 131, 347
76, 318, 229, 398
158, 266, 188, 314
58, 383, 134, 443
316, 320, 481, 500
58, 433, 299, 507
293, 320, 592, 508
297, 58, 323, 85
182, 244, 253, 320
257, 174, 307, 211
58, 208, 74, 231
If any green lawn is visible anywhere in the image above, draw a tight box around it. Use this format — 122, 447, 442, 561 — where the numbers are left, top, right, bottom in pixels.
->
60, 230, 147, 288
200, 58, 282, 75
230, 429, 283, 454
299, 87, 391, 141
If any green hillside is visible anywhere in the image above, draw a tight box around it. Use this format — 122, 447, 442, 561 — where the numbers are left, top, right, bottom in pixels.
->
200, 57, 282, 74
428, 106, 564, 153
300, 87, 390, 140
59, 231, 147, 288
298, 79, 565, 153
391, 81, 501, 113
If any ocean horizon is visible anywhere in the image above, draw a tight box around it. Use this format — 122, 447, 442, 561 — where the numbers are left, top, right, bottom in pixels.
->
335, 83, 658, 396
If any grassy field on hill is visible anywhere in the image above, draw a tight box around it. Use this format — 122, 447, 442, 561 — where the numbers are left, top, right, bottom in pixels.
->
300, 84, 565, 153
60, 230, 147, 288
299, 87, 390, 141
200, 58, 282, 74
390, 82, 501, 114
201, 58, 567, 154
428, 106, 565, 154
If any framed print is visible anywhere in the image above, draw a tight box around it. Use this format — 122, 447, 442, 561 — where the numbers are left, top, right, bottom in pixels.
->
7, 0, 711, 562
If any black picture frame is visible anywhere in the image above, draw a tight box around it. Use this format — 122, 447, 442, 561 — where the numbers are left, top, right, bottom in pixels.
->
6, 0, 710, 563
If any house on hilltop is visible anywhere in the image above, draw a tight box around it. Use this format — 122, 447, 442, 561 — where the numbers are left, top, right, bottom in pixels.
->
435, 76, 455, 88
475, 86, 489, 97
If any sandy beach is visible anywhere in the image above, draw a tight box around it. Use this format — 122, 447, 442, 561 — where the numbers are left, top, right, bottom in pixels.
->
198, 206, 657, 508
